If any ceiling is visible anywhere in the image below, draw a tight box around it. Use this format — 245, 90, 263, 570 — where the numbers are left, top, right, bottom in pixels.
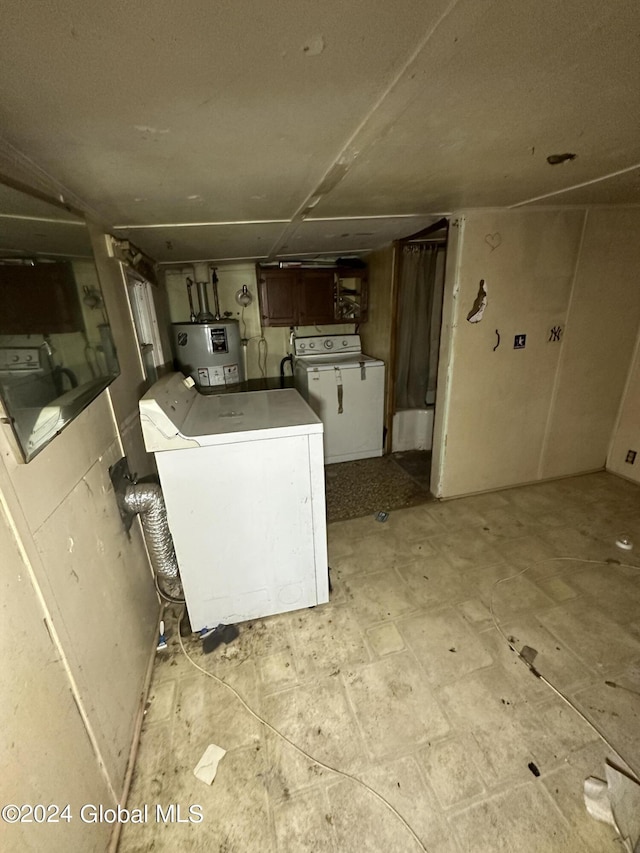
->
1, 0, 639, 265
0, 184, 93, 259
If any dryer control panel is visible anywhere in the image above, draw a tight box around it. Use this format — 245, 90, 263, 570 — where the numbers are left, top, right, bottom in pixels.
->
293, 334, 361, 356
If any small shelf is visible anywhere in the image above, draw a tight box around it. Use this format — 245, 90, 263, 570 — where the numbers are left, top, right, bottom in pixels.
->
334, 267, 368, 323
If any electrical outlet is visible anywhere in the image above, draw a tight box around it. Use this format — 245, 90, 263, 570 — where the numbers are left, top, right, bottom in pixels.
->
625, 450, 636, 464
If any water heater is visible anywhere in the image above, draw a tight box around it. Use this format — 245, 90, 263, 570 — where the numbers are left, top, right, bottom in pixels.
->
172, 320, 244, 387
171, 267, 245, 388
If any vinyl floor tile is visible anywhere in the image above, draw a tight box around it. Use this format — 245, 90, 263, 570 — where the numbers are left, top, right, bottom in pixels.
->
120, 472, 638, 853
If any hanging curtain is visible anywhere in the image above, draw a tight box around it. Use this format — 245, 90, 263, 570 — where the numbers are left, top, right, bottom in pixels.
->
395, 244, 444, 410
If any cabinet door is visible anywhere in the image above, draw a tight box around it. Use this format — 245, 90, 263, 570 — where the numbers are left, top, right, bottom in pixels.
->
257, 269, 298, 326
0, 261, 83, 333
298, 270, 335, 325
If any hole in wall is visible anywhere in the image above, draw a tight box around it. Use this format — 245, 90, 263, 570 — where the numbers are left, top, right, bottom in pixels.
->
546, 153, 577, 165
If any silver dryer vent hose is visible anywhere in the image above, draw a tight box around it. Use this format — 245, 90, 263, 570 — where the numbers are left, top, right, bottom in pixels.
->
123, 483, 183, 598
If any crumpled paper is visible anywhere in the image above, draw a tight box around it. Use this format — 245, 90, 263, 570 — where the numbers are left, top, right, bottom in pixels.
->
193, 743, 227, 785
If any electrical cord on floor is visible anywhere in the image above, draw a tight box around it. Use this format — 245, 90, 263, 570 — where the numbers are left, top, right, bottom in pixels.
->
154, 573, 185, 604
173, 554, 639, 850
177, 612, 428, 853
490, 554, 640, 782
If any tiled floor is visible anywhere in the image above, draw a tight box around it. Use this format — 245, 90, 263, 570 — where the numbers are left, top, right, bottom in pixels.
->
118, 472, 640, 852
393, 449, 432, 492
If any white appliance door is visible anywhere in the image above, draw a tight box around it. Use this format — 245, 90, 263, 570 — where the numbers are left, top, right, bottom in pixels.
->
305, 362, 385, 463
156, 432, 327, 630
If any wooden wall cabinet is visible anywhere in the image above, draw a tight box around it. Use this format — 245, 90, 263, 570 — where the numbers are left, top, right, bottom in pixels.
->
0, 261, 83, 334
257, 264, 368, 327
257, 266, 335, 327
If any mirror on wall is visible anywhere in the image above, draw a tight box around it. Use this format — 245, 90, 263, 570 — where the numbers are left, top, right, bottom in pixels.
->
0, 181, 120, 461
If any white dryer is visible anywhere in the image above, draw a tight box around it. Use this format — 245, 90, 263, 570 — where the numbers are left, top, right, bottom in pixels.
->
139, 373, 329, 631
293, 334, 385, 464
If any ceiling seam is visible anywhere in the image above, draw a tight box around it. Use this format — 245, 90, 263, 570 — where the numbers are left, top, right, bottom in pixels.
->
158, 255, 268, 265
306, 212, 452, 222
112, 219, 289, 229
0, 135, 102, 222
509, 162, 640, 208
266, 0, 465, 259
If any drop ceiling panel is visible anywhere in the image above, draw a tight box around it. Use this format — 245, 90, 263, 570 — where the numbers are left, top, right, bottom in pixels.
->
0, 0, 452, 224
277, 215, 439, 256
1, 0, 639, 264
115, 222, 286, 263
312, 0, 640, 216
0, 184, 76, 220
0, 184, 92, 256
0, 220, 92, 258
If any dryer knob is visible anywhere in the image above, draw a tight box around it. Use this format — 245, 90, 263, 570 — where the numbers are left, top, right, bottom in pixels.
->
308, 342, 315, 349
324, 339, 334, 349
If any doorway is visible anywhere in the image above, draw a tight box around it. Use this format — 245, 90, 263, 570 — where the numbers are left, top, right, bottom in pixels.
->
388, 219, 448, 492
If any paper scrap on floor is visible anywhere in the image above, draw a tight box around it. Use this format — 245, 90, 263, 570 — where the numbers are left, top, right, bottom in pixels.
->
584, 759, 640, 852
194, 743, 227, 785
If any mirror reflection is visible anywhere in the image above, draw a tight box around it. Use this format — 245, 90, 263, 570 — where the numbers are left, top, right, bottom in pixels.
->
0, 182, 120, 460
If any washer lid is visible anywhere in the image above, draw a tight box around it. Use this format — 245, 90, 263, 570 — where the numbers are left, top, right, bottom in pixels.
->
295, 352, 384, 370
140, 374, 322, 451
182, 388, 322, 446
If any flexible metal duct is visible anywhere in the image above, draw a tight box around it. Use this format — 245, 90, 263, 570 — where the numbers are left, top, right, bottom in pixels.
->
123, 483, 183, 599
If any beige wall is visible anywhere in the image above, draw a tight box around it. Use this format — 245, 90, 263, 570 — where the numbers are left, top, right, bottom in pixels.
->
541, 209, 640, 478
608, 304, 640, 485
0, 498, 113, 853
608, 337, 640, 485
359, 246, 395, 366
0, 390, 158, 852
0, 165, 159, 850
433, 208, 640, 498
164, 263, 354, 380
152, 269, 176, 376
89, 225, 158, 478
89, 228, 148, 426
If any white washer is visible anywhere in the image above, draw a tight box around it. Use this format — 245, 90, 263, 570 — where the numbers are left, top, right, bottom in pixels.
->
293, 334, 385, 464
139, 373, 329, 631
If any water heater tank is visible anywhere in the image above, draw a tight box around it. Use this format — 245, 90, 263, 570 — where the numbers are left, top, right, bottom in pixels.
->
172, 320, 244, 387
